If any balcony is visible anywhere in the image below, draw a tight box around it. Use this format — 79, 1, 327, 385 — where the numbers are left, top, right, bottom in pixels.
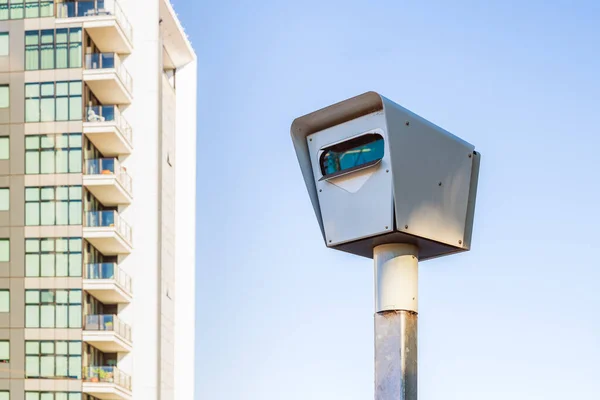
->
84, 53, 133, 105
83, 366, 132, 400
83, 211, 132, 255
84, 158, 132, 206
83, 314, 132, 353
85, 105, 132, 156
56, 0, 133, 54
83, 263, 132, 304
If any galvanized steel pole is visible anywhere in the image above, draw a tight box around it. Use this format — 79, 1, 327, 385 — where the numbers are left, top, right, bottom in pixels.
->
374, 244, 419, 400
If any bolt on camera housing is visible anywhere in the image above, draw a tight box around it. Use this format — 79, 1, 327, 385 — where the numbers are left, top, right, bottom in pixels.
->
291, 91, 481, 260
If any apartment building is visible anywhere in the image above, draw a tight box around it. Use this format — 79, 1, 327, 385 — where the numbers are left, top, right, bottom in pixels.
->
0, 1, 197, 400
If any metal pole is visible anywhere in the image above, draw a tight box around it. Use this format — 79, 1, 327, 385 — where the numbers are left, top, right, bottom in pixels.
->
374, 244, 418, 400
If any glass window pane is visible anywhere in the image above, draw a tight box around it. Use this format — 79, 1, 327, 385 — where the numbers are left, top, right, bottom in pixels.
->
56, 82, 68, 96
25, 151, 40, 174
40, 238, 53, 251
40, 82, 54, 96
0, 239, 9, 262
25, 290, 39, 304
56, 355, 68, 376
55, 97, 69, 121
25, 203, 40, 225
56, 186, 68, 200
68, 305, 81, 328
40, 341, 53, 353
25, 83, 39, 97
69, 355, 82, 378
69, 134, 82, 147
56, 29, 67, 43
70, 238, 82, 252
25, 47, 39, 70
40, 394, 53, 400
69, 186, 81, 199
0, 291, 9, 312
0, 85, 9, 108
25, 187, 39, 201
56, 201, 68, 225
25, 98, 40, 122
40, 290, 53, 303
69, 290, 81, 304
55, 290, 68, 303
0, 2, 8, 21
68, 341, 81, 355
56, 43, 68, 68
0, 341, 9, 360
26, 355, 40, 377
69, 42, 82, 68
25, 0, 39, 18
41, 187, 53, 200
69, 149, 81, 173
0, 137, 8, 159
40, 150, 54, 173
26, 238, 39, 252
55, 134, 68, 148
55, 304, 68, 328
40, 201, 55, 225
40, 98, 55, 122
56, 341, 68, 354
25, 135, 39, 149
40, 253, 54, 276
0, 32, 9, 56
25, 305, 40, 327
69, 253, 82, 277
69, 202, 82, 225
10, 0, 24, 19
69, 96, 82, 120
25, 341, 39, 354
40, 355, 55, 377
25, 254, 40, 276
69, 81, 82, 95
26, 393, 40, 400
56, 238, 68, 251
56, 253, 68, 276
0, 188, 9, 210
40, 304, 55, 327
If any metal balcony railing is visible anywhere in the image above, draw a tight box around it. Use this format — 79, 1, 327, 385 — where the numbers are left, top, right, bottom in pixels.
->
85, 210, 132, 244
85, 158, 132, 195
85, 53, 133, 95
85, 105, 132, 145
84, 314, 132, 342
85, 263, 132, 293
56, 0, 133, 44
83, 366, 132, 390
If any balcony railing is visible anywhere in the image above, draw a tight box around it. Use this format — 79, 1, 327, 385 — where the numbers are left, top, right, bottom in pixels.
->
56, 0, 133, 43
85, 314, 132, 342
83, 366, 131, 390
85, 53, 133, 95
86, 262, 132, 293
86, 210, 132, 243
86, 105, 132, 145
86, 158, 132, 194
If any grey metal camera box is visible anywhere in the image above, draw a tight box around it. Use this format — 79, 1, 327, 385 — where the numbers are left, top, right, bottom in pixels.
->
291, 92, 480, 260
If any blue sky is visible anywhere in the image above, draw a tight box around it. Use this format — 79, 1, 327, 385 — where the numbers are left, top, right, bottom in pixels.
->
175, 0, 600, 398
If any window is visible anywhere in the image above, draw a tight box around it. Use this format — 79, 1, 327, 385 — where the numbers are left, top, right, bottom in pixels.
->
25, 134, 82, 174
319, 133, 385, 180
0, 32, 8, 56
25, 28, 82, 70
0, 391, 8, 400
26, 238, 82, 277
25, 81, 82, 122
0, 188, 7, 210
0, 85, 9, 108
25, 186, 82, 226
0, 239, 8, 262
26, 393, 82, 400
0, 137, 8, 159
25, 290, 82, 328
0, 0, 53, 20
0, 290, 8, 312
0, 340, 8, 362
25, 340, 82, 379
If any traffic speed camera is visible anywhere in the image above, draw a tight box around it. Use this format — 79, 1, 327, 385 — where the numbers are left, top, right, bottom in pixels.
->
291, 92, 480, 260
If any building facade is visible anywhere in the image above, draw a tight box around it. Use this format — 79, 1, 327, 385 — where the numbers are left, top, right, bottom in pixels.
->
0, 1, 197, 399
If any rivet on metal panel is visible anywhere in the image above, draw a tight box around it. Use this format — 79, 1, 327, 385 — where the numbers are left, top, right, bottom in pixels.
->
329, 240, 332, 243
319, 189, 322, 192
386, 169, 389, 173
385, 226, 389, 230
468, 153, 472, 158
309, 138, 313, 141
459, 240, 463, 245
405, 225, 409, 229
405, 121, 410, 126
438, 182, 442, 186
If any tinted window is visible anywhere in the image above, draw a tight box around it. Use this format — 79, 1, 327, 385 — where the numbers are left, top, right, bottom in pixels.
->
319, 133, 384, 179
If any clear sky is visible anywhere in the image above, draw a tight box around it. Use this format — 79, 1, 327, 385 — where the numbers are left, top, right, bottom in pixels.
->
174, 0, 600, 399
